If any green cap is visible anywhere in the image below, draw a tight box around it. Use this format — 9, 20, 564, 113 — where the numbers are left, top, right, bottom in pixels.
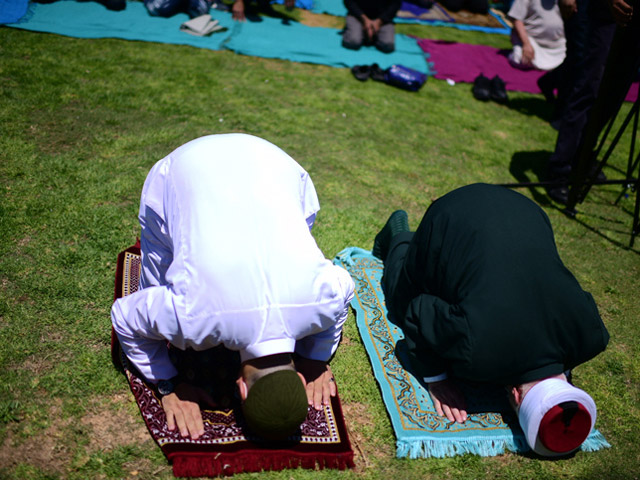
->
242, 370, 309, 441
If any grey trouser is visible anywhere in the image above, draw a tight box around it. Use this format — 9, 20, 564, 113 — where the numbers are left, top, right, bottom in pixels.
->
342, 14, 395, 53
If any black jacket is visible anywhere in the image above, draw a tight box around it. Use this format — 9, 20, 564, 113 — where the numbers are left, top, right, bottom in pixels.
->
391, 184, 609, 386
344, 0, 402, 23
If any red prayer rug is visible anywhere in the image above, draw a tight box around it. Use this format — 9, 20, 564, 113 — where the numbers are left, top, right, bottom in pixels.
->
111, 242, 355, 477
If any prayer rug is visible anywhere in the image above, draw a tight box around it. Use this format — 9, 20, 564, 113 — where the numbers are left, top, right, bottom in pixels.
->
418, 38, 639, 102
333, 246, 611, 458
111, 242, 355, 477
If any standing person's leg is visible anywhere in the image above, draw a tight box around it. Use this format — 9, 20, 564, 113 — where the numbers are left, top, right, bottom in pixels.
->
342, 14, 365, 50
545, 3, 616, 202
375, 22, 396, 53
552, 0, 590, 123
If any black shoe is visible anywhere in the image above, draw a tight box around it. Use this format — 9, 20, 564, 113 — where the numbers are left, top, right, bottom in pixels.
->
372, 210, 409, 261
546, 184, 569, 205
472, 74, 491, 101
370, 63, 387, 82
490, 75, 508, 103
351, 65, 371, 82
545, 175, 569, 205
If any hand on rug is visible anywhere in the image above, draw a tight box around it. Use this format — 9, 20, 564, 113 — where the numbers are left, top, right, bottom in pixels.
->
295, 357, 336, 410
161, 383, 217, 440
427, 379, 468, 424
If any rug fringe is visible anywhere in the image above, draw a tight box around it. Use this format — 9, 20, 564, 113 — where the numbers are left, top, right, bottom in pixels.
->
580, 430, 612, 452
397, 429, 611, 459
172, 451, 355, 477
396, 436, 529, 459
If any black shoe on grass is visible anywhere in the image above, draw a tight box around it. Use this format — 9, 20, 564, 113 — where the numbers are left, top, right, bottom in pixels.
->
372, 210, 409, 261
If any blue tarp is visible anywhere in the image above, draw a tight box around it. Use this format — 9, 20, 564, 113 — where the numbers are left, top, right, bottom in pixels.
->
5, 1, 432, 73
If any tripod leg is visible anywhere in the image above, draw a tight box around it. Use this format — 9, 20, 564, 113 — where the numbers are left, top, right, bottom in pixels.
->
631, 179, 640, 248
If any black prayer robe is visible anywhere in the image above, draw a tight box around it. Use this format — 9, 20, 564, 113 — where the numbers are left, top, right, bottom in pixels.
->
383, 183, 609, 386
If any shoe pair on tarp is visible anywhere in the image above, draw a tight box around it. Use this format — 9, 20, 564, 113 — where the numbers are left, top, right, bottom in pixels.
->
351, 64, 427, 92
472, 74, 508, 103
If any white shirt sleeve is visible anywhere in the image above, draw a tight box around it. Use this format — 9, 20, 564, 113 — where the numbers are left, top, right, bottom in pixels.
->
111, 285, 181, 382
294, 266, 355, 361
507, 0, 529, 21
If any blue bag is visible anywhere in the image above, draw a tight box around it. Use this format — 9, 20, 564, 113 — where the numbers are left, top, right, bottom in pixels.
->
384, 64, 427, 92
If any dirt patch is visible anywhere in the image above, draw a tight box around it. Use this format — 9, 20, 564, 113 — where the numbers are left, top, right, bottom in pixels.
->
0, 400, 70, 474
20, 354, 58, 376
342, 401, 393, 470
298, 10, 343, 28
0, 393, 152, 476
81, 392, 152, 453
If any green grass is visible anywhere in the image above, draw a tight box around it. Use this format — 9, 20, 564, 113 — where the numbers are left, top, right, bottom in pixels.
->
1, 15, 640, 480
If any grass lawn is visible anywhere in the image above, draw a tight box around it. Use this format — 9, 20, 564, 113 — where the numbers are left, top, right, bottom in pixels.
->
1, 8, 639, 480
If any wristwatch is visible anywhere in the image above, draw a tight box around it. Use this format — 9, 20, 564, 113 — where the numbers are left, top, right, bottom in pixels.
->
157, 378, 176, 397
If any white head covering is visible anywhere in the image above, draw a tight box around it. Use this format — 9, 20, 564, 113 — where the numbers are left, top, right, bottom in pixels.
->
518, 378, 596, 456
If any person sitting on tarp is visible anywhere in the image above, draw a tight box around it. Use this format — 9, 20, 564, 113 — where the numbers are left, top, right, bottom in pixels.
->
111, 134, 354, 441
144, 0, 212, 18
438, 0, 489, 14
342, 0, 402, 53
372, 183, 609, 456
508, 0, 566, 71
231, 0, 294, 21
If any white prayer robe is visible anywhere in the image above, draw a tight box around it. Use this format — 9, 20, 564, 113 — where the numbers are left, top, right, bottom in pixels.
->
111, 134, 355, 383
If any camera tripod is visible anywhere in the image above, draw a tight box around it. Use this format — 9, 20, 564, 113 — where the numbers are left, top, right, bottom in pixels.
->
500, 21, 640, 247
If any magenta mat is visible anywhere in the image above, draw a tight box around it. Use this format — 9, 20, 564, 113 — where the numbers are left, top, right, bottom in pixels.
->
418, 38, 638, 102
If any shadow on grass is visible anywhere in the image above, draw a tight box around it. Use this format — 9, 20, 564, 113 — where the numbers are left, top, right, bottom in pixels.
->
506, 95, 555, 122
506, 150, 552, 206
506, 151, 640, 254
565, 209, 640, 254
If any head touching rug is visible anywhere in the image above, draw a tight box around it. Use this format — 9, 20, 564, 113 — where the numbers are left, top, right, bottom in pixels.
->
112, 242, 354, 477
333, 246, 610, 459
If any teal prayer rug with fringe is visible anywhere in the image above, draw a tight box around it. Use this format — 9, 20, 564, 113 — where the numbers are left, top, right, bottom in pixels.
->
333, 246, 611, 459
111, 242, 355, 477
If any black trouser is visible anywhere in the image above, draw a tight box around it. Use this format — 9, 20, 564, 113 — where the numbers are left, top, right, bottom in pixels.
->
381, 231, 415, 326
547, 0, 640, 178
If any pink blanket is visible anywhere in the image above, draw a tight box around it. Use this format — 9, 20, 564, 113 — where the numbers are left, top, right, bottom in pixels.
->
418, 38, 638, 102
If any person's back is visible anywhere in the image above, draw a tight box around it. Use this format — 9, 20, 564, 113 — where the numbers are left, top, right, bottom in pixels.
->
395, 184, 608, 385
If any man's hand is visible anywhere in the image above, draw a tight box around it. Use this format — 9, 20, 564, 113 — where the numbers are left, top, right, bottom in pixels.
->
361, 15, 382, 41
295, 357, 336, 410
609, 0, 634, 26
232, 0, 246, 21
427, 379, 468, 423
559, 0, 578, 19
161, 383, 217, 440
